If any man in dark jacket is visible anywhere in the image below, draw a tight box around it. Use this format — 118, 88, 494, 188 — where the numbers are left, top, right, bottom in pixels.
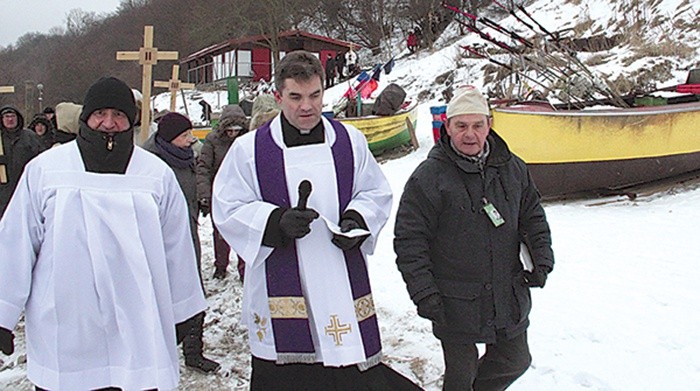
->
0, 105, 41, 218
144, 112, 221, 374
196, 104, 249, 280
394, 86, 554, 390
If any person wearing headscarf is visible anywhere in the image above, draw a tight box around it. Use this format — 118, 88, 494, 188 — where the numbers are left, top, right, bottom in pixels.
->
196, 104, 249, 280
144, 112, 221, 373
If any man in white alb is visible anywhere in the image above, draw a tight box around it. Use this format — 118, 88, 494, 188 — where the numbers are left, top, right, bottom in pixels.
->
212, 51, 419, 390
0, 76, 207, 391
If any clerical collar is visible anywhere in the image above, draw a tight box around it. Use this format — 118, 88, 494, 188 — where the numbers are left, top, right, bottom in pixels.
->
280, 113, 325, 147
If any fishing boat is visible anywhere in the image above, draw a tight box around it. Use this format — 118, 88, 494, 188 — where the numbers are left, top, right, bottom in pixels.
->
193, 102, 418, 157
491, 100, 700, 198
339, 100, 418, 156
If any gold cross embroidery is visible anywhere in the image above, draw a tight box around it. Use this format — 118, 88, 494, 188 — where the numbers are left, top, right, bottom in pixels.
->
324, 315, 351, 346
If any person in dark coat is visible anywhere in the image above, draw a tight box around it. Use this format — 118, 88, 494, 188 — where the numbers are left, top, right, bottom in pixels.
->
196, 104, 249, 280
407, 30, 418, 54
335, 52, 346, 80
144, 112, 221, 374
42, 106, 58, 130
325, 54, 336, 89
0, 105, 41, 218
394, 86, 554, 390
28, 114, 55, 151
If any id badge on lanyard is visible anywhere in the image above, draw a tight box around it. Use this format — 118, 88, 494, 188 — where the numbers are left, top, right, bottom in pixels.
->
482, 197, 505, 227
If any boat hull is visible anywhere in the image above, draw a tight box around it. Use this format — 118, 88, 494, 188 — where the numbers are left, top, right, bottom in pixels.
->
192, 104, 418, 156
492, 102, 700, 198
340, 104, 418, 155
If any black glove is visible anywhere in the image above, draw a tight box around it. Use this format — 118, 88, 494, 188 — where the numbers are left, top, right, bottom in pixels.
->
331, 218, 369, 251
199, 198, 211, 217
523, 266, 550, 288
0, 327, 14, 356
279, 207, 319, 239
416, 293, 447, 325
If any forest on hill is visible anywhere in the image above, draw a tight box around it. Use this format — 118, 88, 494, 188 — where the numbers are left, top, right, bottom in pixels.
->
0, 0, 475, 117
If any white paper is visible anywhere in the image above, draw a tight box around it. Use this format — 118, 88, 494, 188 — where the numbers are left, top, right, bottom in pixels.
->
320, 215, 371, 238
519, 242, 534, 272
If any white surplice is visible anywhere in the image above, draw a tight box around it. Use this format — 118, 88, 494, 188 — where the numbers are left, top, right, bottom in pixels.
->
0, 142, 207, 391
212, 116, 392, 367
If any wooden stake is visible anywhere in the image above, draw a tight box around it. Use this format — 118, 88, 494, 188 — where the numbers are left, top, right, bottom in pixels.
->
116, 26, 178, 144
0, 135, 6, 184
406, 117, 419, 149
154, 64, 195, 112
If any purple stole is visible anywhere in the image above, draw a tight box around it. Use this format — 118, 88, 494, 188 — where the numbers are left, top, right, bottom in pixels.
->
254, 119, 381, 367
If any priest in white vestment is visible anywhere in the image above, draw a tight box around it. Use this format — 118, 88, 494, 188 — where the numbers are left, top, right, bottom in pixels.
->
0, 77, 207, 391
213, 51, 420, 390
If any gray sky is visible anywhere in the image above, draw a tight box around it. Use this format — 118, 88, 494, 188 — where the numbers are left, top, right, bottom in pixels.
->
1, 0, 122, 47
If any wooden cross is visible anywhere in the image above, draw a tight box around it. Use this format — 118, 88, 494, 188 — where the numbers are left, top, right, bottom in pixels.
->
0, 85, 15, 183
154, 64, 195, 112
116, 25, 178, 143
324, 315, 352, 346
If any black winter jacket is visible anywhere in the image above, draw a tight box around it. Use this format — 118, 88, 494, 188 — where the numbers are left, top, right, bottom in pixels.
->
394, 127, 554, 343
143, 135, 201, 268
0, 106, 41, 218
196, 127, 246, 202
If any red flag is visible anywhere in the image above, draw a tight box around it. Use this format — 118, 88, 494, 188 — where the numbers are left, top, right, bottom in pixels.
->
360, 79, 378, 99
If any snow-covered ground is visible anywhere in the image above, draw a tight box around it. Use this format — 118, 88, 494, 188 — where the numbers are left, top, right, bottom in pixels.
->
2, 0, 699, 389
2, 101, 699, 390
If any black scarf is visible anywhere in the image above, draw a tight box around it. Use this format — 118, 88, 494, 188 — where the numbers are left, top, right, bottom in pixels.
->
154, 134, 195, 169
76, 121, 134, 174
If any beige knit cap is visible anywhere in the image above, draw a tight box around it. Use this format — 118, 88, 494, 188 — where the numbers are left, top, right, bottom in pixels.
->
446, 86, 490, 119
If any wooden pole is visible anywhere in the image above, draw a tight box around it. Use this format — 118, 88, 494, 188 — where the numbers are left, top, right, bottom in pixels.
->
154, 64, 195, 112
406, 117, 419, 149
116, 26, 178, 144
0, 135, 6, 184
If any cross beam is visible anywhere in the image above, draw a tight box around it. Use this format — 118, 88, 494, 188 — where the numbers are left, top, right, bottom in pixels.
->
116, 25, 178, 143
154, 64, 195, 112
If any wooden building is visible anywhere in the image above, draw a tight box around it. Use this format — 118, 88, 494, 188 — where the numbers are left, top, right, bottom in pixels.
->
182, 30, 359, 85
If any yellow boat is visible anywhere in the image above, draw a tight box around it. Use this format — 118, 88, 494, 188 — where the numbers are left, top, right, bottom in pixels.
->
340, 101, 418, 155
193, 102, 418, 156
491, 101, 700, 198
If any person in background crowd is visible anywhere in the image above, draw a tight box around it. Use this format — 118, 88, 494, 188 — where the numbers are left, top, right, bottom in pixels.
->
212, 50, 419, 390
196, 104, 250, 280
53, 102, 81, 145
249, 94, 280, 132
0, 105, 41, 218
144, 112, 221, 374
0, 76, 207, 391
407, 30, 418, 54
345, 44, 359, 76
325, 53, 336, 89
335, 51, 346, 80
29, 114, 55, 151
394, 86, 554, 390
43, 106, 58, 130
